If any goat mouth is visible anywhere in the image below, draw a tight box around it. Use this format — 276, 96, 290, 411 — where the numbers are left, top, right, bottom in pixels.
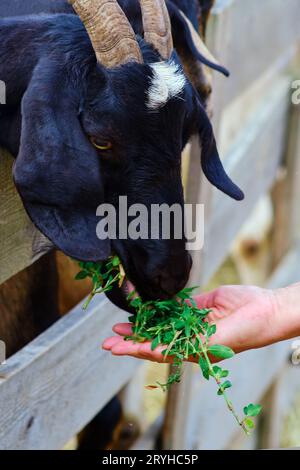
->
121, 279, 137, 299
105, 276, 139, 313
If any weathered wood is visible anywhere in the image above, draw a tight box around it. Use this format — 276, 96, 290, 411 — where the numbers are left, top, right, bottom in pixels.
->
271, 91, 300, 268
259, 356, 300, 450
284, 98, 300, 243
271, 168, 291, 269
119, 364, 147, 433
0, 149, 50, 285
211, 0, 300, 109
202, 77, 290, 285
131, 415, 163, 450
0, 294, 135, 450
162, 363, 195, 450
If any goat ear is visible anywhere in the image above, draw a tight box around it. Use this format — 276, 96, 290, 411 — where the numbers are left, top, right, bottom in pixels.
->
13, 59, 111, 261
168, 3, 229, 77
180, 10, 229, 76
197, 102, 244, 201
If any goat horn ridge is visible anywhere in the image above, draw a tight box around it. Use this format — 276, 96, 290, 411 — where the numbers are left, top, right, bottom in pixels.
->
69, 0, 143, 67
140, 0, 173, 60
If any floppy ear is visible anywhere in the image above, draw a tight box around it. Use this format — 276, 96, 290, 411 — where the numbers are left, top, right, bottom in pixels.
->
13, 58, 111, 262
197, 101, 244, 201
167, 3, 229, 77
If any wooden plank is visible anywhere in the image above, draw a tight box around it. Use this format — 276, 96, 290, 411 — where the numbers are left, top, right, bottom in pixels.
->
259, 359, 300, 449
285, 99, 300, 243
271, 80, 300, 267
119, 364, 147, 433
162, 363, 195, 450
0, 294, 136, 450
218, 45, 297, 156
202, 77, 290, 285
131, 415, 164, 450
0, 149, 50, 284
210, 0, 300, 109
184, 244, 300, 449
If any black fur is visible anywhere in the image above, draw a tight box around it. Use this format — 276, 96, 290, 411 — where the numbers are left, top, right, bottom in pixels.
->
0, 1, 243, 301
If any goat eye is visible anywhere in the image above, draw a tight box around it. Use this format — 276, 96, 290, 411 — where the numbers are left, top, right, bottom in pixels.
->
90, 137, 112, 151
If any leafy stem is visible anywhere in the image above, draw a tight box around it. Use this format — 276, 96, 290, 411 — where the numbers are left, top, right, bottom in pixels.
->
194, 331, 249, 435
75, 257, 262, 435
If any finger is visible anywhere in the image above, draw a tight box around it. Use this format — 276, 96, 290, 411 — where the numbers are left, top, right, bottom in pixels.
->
102, 336, 121, 350
111, 339, 146, 358
112, 323, 133, 336
193, 292, 227, 322
194, 290, 217, 309
110, 338, 169, 363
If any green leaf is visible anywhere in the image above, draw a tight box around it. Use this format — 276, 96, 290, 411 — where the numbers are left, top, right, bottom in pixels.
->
217, 380, 232, 395
244, 404, 262, 417
198, 355, 210, 381
130, 298, 142, 308
222, 380, 232, 390
92, 274, 101, 284
112, 256, 121, 266
151, 336, 160, 351
212, 365, 222, 376
208, 345, 235, 359
244, 418, 254, 429
85, 262, 95, 270
174, 320, 185, 329
185, 323, 191, 338
212, 366, 229, 379
75, 270, 89, 280
207, 324, 217, 337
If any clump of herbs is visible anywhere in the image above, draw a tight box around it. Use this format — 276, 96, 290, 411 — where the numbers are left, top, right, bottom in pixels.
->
76, 257, 262, 435
75, 256, 125, 310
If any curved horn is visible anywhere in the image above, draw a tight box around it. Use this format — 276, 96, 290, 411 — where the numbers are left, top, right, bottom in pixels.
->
69, 0, 142, 67
140, 0, 173, 60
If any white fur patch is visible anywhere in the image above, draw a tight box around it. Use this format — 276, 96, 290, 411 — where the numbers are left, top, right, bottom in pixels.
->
147, 61, 186, 110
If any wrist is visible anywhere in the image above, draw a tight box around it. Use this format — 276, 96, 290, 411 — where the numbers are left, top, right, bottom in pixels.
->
272, 283, 300, 342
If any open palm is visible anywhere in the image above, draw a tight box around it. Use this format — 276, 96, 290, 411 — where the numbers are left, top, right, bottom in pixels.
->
102, 285, 280, 363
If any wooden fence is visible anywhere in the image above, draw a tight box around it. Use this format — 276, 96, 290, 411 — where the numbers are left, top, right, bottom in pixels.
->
0, 0, 300, 450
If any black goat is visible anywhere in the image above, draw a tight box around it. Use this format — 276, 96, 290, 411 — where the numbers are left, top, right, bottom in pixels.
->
0, 0, 243, 304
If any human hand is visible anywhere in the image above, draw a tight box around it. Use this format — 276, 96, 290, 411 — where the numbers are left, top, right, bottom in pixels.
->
102, 285, 287, 363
